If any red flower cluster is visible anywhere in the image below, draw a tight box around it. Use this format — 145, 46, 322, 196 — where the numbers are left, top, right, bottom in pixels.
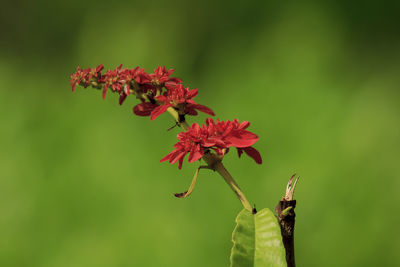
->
69, 64, 104, 92
161, 118, 262, 169
69, 65, 214, 118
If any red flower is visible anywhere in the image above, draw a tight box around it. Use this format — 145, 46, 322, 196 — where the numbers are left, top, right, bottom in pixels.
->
133, 102, 159, 116
132, 66, 186, 115
150, 84, 215, 120
150, 66, 182, 89
70, 64, 104, 92
118, 67, 151, 105
85, 64, 104, 87
138, 66, 183, 96
69, 66, 89, 92
161, 118, 262, 169
100, 64, 123, 100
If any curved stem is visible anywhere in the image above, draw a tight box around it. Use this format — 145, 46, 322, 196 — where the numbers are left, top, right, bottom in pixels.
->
207, 155, 253, 211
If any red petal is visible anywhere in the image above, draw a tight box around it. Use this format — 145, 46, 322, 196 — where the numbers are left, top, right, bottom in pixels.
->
237, 148, 244, 158
166, 68, 175, 76
71, 81, 77, 92
202, 136, 222, 147
185, 100, 196, 106
155, 95, 168, 103
96, 64, 104, 72
237, 130, 258, 140
170, 151, 186, 164
227, 135, 258, 148
190, 104, 215, 116
119, 94, 127, 105
135, 73, 151, 84
188, 144, 203, 163
226, 129, 259, 147
206, 117, 215, 126
186, 89, 198, 99
124, 84, 130, 95
165, 83, 176, 91
238, 121, 250, 129
185, 106, 198, 116
243, 147, 262, 164
133, 102, 158, 116
150, 104, 172, 120
102, 84, 108, 100
178, 157, 184, 169
168, 77, 182, 84
192, 123, 200, 135
160, 151, 174, 162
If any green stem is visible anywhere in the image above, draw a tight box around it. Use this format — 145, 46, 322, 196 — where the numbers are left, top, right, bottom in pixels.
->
167, 107, 186, 128
210, 157, 253, 211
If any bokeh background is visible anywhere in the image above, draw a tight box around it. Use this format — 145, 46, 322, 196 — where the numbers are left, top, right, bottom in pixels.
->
1, 0, 399, 266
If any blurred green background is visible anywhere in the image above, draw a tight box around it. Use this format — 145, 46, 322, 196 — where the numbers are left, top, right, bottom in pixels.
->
1, 0, 399, 266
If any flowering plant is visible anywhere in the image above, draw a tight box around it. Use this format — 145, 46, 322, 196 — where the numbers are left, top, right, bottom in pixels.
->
69, 64, 298, 267
70, 65, 260, 191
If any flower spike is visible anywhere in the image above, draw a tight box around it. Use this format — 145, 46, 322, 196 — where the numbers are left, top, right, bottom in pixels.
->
70, 64, 214, 120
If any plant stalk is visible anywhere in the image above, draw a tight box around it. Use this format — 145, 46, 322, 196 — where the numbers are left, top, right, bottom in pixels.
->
275, 175, 299, 267
209, 157, 253, 211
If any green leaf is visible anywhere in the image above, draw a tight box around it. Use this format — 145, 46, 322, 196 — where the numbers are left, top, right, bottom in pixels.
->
230, 208, 286, 267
